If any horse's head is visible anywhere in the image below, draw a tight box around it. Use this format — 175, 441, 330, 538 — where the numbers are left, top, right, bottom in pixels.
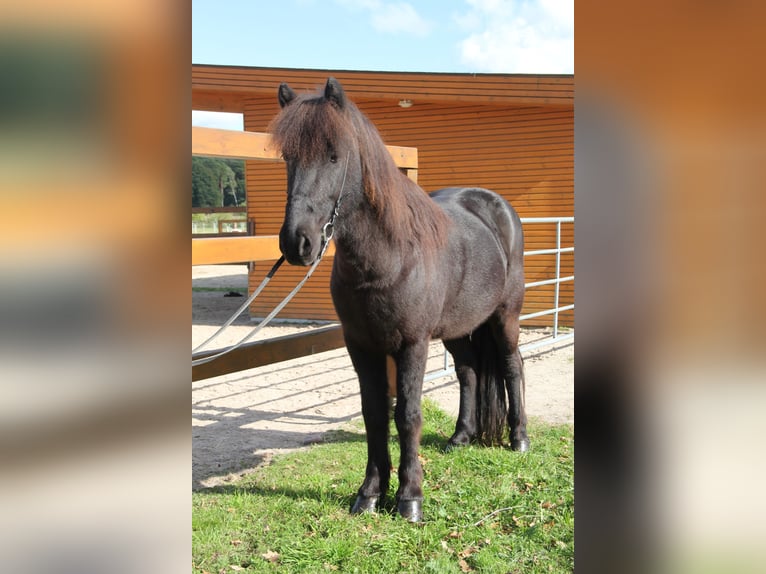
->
271, 77, 360, 266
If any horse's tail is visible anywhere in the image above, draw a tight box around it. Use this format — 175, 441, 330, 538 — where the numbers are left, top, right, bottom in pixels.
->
472, 322, 509, 446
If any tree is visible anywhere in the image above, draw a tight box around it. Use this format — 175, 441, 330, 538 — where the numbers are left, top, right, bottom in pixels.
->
192, 157, 246, 207
192, 157, 219, 207
223, 158, 247, 205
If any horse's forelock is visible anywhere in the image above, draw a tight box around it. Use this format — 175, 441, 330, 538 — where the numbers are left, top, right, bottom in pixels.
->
269, 87, 449, 251
269, 92, 393, 206
269, 94, 352, 166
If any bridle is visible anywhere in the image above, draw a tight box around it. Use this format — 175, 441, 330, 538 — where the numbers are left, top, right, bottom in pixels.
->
192, 152, 350, 367
319, 150, 350, 253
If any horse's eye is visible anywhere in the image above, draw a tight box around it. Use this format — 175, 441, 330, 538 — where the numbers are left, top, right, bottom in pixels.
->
330, 153, 338, 164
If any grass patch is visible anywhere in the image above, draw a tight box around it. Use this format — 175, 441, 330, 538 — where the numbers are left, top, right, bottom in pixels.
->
193, 399, 573, 573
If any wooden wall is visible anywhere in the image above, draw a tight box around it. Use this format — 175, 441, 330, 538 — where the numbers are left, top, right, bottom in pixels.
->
242, 96, 573, 327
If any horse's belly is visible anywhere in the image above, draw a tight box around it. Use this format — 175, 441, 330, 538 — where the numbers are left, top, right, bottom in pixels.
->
433, 293, 501, 341
337, 286, 499, 348
431, 252, 508, 340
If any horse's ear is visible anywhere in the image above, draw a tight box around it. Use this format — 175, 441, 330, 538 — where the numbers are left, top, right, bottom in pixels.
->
278, 83, 296, 108
324, 77, 346, 109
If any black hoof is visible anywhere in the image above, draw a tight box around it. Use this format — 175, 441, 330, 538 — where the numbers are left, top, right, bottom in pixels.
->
511, 437, 530, 452
350, 495, 378, 515
446, 433, 472, 451
397, 499, 423, 523
444, 440, 460, 452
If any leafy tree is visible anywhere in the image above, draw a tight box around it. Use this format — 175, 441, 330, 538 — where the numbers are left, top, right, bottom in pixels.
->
192, 157, 219, 207
192, 157, 247, 207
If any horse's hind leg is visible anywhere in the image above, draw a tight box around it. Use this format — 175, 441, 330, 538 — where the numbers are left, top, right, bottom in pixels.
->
490, 311, 530, 451
507, 346, 529, 451
346, 342, 391, 514
443, 336, 479, 448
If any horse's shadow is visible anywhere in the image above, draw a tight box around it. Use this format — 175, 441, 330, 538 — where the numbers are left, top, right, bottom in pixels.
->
192, 402, 366, 490
192, 417, 454, 493
192, 357, 456, 491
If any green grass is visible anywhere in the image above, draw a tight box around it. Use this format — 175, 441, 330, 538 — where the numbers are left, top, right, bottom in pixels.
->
192, 399, 574, 573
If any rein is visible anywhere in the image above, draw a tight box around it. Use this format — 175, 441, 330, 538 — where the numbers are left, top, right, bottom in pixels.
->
192, 153, 350, 368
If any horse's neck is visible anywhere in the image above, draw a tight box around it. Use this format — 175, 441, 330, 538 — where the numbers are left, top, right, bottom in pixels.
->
333, 184, 413, 285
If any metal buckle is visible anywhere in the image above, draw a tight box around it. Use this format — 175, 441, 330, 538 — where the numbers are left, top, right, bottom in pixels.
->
321, 220, 335, 245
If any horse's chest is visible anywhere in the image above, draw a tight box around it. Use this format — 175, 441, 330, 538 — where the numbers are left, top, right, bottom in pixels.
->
330, 280, 434, 351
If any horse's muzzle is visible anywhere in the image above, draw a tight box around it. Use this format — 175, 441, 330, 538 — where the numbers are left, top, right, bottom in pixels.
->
279, 226, 319, 266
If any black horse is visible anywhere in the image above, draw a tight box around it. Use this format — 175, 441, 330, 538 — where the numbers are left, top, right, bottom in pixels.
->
271, 77, 528, 522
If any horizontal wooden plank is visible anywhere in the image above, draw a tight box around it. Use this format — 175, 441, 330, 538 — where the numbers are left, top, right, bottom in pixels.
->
192, 126, 418, 169
192, 126, 280, 160
192, 235, 336, 265
192, 325, 346, 381
193, 236, 279, 265
192, 65, 574, 110
195, 74, 574, 99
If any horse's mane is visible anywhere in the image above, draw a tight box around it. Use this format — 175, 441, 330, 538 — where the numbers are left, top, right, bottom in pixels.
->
269, 89, 449, 252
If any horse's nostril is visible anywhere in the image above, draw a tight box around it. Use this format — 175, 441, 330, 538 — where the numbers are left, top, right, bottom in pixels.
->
298, 233, 312, 258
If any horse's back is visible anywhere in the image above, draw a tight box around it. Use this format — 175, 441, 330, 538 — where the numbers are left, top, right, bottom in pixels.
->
430, 187, 523, 268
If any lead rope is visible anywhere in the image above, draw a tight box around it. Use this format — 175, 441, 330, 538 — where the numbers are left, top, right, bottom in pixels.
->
192, 152, 349, 368
192, 255, 285, 354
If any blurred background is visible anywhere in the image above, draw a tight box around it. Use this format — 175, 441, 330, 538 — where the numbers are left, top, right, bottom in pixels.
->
0, 1, 189, 572
0, 1, 764, 572
576, 1, 766, 572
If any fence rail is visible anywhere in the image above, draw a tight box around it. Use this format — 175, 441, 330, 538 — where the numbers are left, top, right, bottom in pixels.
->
520, 216, 574, 346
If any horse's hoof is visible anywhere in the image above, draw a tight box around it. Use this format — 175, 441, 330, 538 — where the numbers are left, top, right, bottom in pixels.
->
446, 433, 471, 451
397, 499, 423, 523
350, 495, 378, 515
445, 440, 461, 452
511, 437, 530, 452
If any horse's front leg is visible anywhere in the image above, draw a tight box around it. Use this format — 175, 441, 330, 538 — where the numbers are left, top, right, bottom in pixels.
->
393, 339, 429, 522
346, 342, 391, 515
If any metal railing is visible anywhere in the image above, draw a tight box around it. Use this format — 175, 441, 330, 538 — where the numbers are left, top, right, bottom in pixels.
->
424, 216, 574, 382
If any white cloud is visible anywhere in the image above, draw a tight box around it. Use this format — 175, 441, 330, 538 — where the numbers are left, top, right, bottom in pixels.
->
335, 0, 433, 37
456, 0, 573, 73
191, 111, 244, 131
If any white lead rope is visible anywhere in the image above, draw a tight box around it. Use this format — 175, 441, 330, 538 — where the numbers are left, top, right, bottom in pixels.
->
192, 256, 285, 355
192, 244, 330, 367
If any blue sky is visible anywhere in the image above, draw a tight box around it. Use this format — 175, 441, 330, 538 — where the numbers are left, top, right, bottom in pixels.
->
193, 0, 573, 129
